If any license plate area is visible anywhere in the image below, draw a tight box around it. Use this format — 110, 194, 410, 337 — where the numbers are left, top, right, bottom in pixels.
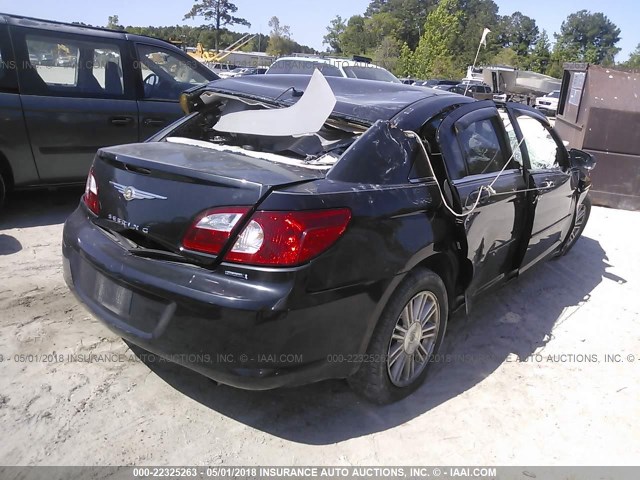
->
95, 271, 133, 316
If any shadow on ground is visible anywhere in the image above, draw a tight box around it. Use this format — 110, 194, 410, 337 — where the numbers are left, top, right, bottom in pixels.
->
0, 187, 83, 230
129, 235, 622, 445
0, 234, 22, 255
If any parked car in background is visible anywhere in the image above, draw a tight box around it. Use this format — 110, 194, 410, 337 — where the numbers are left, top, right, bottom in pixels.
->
421, 79, 459, 88
227, 66, 267, 77
450, 83, 492, 99
432, 84, 457, 92
267, 56, 401, 83
535, 90, 561, 116
212, 64, 240, 78
0, 13, 218, 208
63, 72, 594, 404
39, 52, 54, 66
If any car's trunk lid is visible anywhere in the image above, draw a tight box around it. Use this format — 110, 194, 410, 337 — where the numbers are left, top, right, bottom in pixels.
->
91, 141, 325, 259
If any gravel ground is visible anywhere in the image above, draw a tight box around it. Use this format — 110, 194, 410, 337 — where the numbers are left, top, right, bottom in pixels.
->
0, 189, 638, 466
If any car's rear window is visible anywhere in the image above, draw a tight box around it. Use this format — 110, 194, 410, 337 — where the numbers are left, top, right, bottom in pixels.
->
343, 66, 400, 83
267, 60, 342, 77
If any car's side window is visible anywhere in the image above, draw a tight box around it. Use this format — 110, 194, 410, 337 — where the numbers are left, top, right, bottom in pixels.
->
20, 31, 125, 98
137, 44, 209, 101
499, 112, 524, 165
0, 25, 18, 92
456, 117, 512, 176
514, 113, 560, 170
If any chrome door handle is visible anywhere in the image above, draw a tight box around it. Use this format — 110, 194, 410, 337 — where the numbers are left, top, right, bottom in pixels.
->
541, 180, 555, 189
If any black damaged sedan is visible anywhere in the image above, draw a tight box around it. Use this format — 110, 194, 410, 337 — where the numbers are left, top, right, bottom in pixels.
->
63, 71, 594, 403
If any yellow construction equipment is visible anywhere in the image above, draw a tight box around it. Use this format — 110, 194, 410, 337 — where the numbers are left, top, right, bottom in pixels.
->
189, 34, 256, 63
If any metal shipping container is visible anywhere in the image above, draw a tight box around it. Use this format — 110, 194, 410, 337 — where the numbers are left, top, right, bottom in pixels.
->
554, 63, 640, 211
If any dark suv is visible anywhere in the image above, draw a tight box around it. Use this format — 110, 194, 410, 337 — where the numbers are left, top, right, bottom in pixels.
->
0, 13, 218, 207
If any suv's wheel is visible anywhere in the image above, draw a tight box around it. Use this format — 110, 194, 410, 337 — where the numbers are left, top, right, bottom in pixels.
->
561, 196, 591, 255
348, 268, 448, 404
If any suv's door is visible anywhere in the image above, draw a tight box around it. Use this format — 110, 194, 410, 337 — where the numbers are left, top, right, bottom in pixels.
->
134, 43, 216, 140
0, 21, 40, 187
12, 27, 138, 182
504, 105, 575, 271
437, 101, 529, 302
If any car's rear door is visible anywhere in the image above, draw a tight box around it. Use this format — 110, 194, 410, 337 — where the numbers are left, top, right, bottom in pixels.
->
0, 21, 41, 187
133, 42, 216, 141
504, 105, 575, 272
12, 26, 138, 183
437, 101, 529, 303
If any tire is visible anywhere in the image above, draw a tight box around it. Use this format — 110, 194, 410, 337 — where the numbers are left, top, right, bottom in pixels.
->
561, 195, 591, 255
348, 268, 448, 404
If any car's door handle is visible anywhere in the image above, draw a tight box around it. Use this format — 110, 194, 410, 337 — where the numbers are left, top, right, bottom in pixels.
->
466, 188, 492, 208
540, 180, 555, 189
110, 116, 134, 126
143, 118, 166, 127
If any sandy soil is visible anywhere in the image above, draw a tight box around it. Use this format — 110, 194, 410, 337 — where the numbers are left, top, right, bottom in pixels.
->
0, 188, 638, 466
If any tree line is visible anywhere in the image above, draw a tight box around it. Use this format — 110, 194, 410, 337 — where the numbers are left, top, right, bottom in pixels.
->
323, 0, 638, 79
105, 0, 315, 58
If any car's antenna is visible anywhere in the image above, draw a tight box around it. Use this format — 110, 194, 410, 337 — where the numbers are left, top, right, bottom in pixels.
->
464, 28, 491, 97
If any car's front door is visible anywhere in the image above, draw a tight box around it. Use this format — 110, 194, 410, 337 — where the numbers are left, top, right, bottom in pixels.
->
134, 43, 215, 140
505, 106, 575, 272
13, 27, 138, 182
438, 101, 529, 303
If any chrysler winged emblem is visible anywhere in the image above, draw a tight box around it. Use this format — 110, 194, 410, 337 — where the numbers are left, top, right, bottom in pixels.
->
109, 181, 167, 201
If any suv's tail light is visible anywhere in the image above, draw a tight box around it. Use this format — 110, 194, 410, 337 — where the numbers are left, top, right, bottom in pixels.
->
83, 169, 100, 215
182, 208, 352, 267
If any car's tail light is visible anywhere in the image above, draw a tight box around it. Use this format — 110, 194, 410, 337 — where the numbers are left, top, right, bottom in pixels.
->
182, 207, 251, 256
83, 169, 100, 215
183, 208, 352, 266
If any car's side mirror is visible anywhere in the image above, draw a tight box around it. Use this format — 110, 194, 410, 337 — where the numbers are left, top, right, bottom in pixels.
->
569, 148, 596, 172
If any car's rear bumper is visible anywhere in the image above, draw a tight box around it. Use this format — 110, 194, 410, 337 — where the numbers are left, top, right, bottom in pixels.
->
62, 206, 387, 390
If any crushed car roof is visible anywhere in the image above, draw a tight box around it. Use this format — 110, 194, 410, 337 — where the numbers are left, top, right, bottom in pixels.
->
200, 75, 459, 124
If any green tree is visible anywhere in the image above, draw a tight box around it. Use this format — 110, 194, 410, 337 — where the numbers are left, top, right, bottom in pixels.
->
529, 30, 551, 74
554, 10, 621, 65
365, 0, 434, 49
497, 12, 538, 58
397, 42, 416, 77
619, 44, 640, 70
183, 0, 251, 52
492, 47, 519, 67
106, 15, 124, 31
339, 16, 373, 55
453, 0, 501, 67
366, 12, 401, 45
266, 16, 294, 56
374, 36, 401, 72
413, 0, 464, 78
323, 16, 346, 53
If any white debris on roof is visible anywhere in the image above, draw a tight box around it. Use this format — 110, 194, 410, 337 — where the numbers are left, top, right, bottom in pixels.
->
213, 69, 337, 137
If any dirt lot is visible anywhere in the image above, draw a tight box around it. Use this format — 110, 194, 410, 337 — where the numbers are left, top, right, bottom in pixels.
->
0, 189, 638, 466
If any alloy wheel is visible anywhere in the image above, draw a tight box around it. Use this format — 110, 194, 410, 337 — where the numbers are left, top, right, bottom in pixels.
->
387, 291, 440, 387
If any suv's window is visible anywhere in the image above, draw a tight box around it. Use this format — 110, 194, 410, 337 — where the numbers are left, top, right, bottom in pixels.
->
137, 44, 209, 101
22, 33, 125, 97
457, 118, 510, 176
267, 60, 343, 77
0, 26, 18, 92
514, 113, 560, 170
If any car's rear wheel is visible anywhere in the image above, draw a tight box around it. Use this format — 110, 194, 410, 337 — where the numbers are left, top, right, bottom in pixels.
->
561, 196, 591, 255
348, 268, 448, 404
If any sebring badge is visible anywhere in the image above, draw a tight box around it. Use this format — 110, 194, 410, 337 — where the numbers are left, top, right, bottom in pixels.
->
109, 181, 167, 201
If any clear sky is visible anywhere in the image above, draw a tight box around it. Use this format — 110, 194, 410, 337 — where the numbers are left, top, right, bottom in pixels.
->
0, 0, 637, 60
